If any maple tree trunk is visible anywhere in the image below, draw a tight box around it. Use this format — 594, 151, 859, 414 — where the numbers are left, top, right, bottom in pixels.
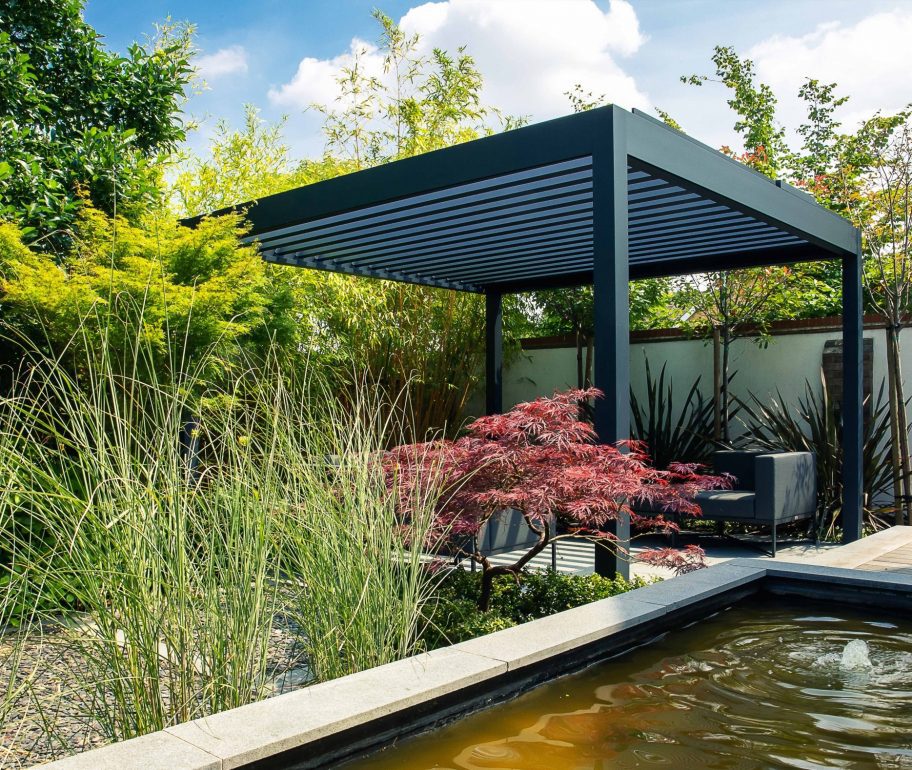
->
477, 517, 550, 612
477, 567, 504, 613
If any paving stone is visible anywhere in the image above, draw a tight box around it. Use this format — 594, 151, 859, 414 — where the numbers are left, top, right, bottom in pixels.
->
454, 596, 665, 671
166, 647, 507, 769
620, 561, 767, 610
809, 526, 912, 568
38, 731, 221, 770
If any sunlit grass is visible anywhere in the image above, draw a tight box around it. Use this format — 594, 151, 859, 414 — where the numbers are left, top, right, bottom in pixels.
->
0, 305, 444, 757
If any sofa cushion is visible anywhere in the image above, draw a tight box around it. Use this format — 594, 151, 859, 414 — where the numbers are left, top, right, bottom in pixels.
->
711, 450, 768, 490
694, 490, 756, 520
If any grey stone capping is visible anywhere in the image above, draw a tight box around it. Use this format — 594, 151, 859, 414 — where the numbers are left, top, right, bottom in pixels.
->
762, 558, 912, 589
38, 730, 222, 770
619, 561, 767, 610
165, 646, 507, 770
453, 597, 666, 671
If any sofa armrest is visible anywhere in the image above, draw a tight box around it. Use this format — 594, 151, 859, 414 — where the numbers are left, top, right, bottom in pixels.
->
754, 452, 817, 521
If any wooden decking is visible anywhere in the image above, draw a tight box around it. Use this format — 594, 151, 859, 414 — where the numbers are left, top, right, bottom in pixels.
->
807, 525, 912, 573
854, 542, 912, 575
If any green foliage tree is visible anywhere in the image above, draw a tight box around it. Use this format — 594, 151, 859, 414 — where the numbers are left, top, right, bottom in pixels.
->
672, 267, 790, 441
683, 45, 788, 178
0, 0, 195, 251
174, 106, 316, 218
295, 11, 532, 435
0, 206, 293, 381
829, 110, 912, 523
315, 11, 506, 167
171, 11, 527, 437
682, 46, 912, 524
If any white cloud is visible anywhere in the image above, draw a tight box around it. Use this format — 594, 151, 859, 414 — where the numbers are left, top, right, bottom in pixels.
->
268, 38, 385, 110
197, 45, 249, 79
268, 0, 650, 123
748, 10, 912, 140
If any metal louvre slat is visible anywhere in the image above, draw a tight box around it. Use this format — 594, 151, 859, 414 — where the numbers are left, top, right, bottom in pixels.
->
630, 233, 806, 261
627, 199, 723, 224
628, 192, 703, 214
266, 251, 480, 292
276, 201, 594, 263
374, 234, 594, 274
630, 221, 787, 251
436, 247, 594, 281
282, 215, 595, 267
250, 157, 594, 244
628, 211, 750, 237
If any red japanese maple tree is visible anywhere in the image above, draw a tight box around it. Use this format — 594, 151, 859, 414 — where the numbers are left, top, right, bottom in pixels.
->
385, 389, 730, 611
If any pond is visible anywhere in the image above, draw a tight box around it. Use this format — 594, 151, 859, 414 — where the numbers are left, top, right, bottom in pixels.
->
341, 599, 912, 769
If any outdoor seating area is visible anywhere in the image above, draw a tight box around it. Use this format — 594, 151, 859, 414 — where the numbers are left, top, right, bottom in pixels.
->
694, 450, 818, 555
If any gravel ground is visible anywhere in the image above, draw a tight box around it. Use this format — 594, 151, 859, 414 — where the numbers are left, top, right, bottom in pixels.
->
0, 615, 308, 769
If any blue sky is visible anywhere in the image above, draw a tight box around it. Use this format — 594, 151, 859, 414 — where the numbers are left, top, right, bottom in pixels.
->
84, 0, 912, 162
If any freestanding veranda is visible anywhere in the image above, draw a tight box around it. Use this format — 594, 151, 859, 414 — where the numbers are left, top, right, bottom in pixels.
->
189, 105, 863, 578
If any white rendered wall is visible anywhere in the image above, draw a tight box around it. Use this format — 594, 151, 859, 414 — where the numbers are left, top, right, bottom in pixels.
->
464, 327, 904, 440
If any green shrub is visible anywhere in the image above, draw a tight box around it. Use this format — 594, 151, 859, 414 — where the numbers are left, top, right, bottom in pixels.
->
421, 568, 655, 648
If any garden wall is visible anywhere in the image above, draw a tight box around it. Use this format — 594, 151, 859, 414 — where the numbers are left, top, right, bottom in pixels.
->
468, 316, 906, 441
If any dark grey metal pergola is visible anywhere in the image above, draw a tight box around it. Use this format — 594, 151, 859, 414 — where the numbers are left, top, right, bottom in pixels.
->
190, 105, 863, 577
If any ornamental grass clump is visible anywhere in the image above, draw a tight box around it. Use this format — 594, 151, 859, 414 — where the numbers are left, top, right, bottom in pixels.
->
0, 305, 445, 757
276, 386, 446, 682
385, 388, 729, 611
0, 328, 283, 742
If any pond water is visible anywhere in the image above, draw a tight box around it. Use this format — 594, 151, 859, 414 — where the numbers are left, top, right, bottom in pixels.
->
341, 599, 912, 769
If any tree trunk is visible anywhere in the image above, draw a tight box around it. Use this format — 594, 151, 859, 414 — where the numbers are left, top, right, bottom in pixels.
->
478, 567, 499, 613
721, 325, 732, 443
887, 325, 904, 525
713, 326, 722, 441
477, 517, 550, 611
576, 329, 584, 390
585, 336, 594, 390
889, 325, 912, 524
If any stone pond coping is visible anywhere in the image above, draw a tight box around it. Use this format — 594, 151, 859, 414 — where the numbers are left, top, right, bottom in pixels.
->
38, 557, 912, 770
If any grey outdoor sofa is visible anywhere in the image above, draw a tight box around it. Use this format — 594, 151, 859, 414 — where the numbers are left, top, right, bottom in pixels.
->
693, 450, 817, 556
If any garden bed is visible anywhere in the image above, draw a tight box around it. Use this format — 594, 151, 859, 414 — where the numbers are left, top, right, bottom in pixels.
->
0, 614, 305, 768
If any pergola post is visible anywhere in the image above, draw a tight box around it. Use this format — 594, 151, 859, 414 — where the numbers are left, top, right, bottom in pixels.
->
593, 108, 631, 579
485, 290, 503, 415
841, 243, 863, 542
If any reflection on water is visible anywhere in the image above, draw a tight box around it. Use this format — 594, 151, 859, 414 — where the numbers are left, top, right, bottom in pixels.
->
340, 599, 912, 769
